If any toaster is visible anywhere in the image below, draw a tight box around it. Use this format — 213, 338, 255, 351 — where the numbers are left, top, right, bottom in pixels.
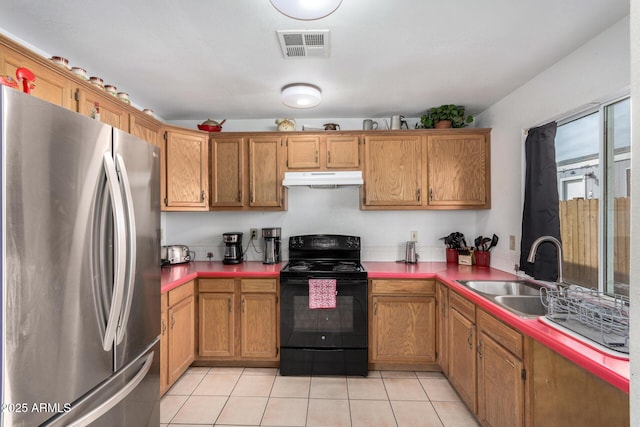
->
161, 245, 192, 265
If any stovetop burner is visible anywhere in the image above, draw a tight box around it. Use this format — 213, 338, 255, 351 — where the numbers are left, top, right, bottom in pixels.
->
284, 260, 364, 273
280, 235, 367, 279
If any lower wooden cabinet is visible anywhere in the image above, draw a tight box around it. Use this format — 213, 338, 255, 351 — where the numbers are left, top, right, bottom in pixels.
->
198, 278, 279, 363
436, 282, 449, 376
160, 281, 195, 395
369, 279, 437, 369
448, 291, 477, 413
476, 309, 526, 427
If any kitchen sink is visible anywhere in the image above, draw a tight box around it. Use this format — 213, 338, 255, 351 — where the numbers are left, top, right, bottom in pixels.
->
494, 295, 547, 316
456, 279, 548, 317
458, 280, 542, 296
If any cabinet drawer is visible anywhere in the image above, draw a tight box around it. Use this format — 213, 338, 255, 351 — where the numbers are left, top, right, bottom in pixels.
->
478, 309, 523, 358
449, 291, 475, 321
199, 278, 235, 292
371, 279, 435, 295
241, 278, 277, 293
168, 280, 194, 306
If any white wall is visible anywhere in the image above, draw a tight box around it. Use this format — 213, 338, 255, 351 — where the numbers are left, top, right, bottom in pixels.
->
474, 16, 630, 273
163, 188, 479, 263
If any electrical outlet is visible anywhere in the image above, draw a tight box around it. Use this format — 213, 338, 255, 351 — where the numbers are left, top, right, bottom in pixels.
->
410, 230, 418, 242
250, 228, 258, 240
509, 235, 516, 251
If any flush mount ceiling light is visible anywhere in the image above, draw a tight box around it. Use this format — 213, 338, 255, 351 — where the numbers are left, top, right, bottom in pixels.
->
281, 84, 322, 108
270, 0, 343, 20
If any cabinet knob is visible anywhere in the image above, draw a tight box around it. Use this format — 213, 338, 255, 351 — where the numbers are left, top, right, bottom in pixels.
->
170, 314, 175, 329
201, 190, 206, 202
228, 298, 232, 312
161, 318, 166, 336
328, 151, 331, 164
373, 301, 378, 315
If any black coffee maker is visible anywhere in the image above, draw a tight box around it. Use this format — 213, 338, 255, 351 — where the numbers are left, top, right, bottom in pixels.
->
223, 232, 243, 264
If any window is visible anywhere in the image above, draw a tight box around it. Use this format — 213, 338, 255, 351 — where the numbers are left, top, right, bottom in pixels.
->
554, 97, 631, 295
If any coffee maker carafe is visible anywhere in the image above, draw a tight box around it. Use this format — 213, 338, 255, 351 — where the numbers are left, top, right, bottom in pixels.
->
262, 227, 281, 264
223, 232, 243, 264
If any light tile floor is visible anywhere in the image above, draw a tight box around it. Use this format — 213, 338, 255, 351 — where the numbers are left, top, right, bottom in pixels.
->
161, 367, 479, 427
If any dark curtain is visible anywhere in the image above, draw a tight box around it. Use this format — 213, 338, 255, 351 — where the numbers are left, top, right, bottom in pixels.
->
519, 121, 562, 281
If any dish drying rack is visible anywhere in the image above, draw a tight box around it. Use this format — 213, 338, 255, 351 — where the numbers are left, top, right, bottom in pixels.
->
540, 287, 629, 354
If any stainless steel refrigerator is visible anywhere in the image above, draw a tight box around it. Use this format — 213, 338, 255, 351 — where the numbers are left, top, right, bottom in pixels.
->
1, 86, 160, 426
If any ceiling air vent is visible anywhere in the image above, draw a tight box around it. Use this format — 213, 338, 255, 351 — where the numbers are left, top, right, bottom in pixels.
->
277, 30, 330, 58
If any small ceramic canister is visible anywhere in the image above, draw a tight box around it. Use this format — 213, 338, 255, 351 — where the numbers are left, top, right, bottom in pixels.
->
104, 85, 117, 96
117, 92, 130, 103
143, 109, 154, 116
71, 67, 88, 80
50, 56, 69, 68
89, 76, 104, 89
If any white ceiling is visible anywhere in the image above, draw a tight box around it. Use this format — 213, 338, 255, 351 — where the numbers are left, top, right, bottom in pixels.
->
0, 0, 629, 121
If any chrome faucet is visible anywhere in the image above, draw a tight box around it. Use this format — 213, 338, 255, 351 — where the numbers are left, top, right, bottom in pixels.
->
527, 236, 565, 285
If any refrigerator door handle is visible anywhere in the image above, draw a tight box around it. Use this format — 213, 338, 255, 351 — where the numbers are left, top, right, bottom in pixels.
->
114, 153, 137, 344
65, 351, 154, 427
102, 152, 127, 351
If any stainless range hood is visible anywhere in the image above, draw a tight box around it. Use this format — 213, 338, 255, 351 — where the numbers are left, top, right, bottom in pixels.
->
283, 171, 363, 188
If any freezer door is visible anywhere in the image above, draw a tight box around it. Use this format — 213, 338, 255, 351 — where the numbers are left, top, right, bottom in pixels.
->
1, 88, 114, 426
112, 128, 161, 369
41, 340, 160, 427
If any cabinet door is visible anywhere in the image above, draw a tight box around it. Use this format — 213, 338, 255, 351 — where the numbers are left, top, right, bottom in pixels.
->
437, 283, 449, 376
168, 295, 195, 384
241, 293, 279, 360
363, 135, 422, 206
327, 135, 360, 168
76, 89, 129, 131
1, 47, 73, 109
164, 129, 209, 210
199, 292, 235, 358
211, 136, 244, 207
448, 307, 477, 413
130, 112, 160, 147
160, 294, 169, 396
286, 135, 320, 169
370, 296, 436, 364
427, 133, 490, 208
478, 332, 525, 427
248, 137, 283, 207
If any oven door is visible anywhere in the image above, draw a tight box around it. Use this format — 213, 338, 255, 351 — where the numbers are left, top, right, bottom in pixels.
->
280, 277, 367, 349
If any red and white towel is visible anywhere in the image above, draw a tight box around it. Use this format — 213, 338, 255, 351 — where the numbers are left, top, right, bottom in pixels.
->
308, 279, 337, 309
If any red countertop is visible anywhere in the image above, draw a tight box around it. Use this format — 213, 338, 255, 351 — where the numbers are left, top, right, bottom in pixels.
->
161, 260, 629, 393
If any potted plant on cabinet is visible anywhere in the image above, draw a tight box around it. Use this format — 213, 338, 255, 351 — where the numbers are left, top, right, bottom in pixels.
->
417, 104, 473, 129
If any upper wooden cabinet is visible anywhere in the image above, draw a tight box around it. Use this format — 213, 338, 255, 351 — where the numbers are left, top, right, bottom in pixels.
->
1, 43, 73, 109
427, 131, 490, 208
210, 136, 245, 207
76, 88, 129, 132
286, 134, 360, 170
362, 134, 423, 207
130, 111, 161, 147
362, 129, 491, 210
207, 134, 286, 211
248, 136, 285, 208
162, 126, 209, 211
